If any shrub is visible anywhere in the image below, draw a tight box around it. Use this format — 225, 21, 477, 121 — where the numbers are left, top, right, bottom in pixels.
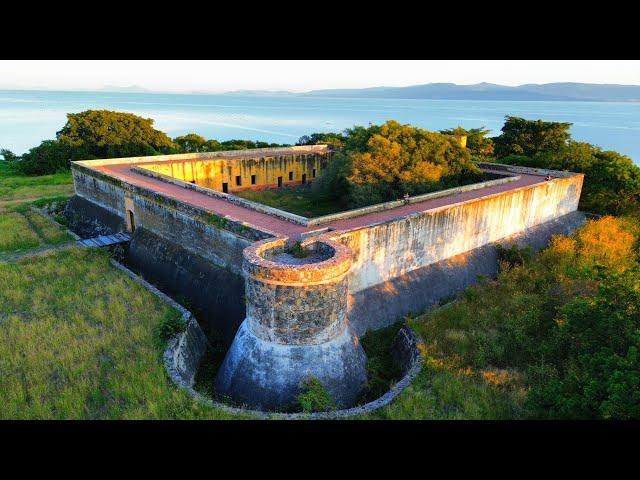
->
496, 244, 533, 270
16, 140, 72, 175
287, 241, 309, 259
158, 313, 186, 341
297, 377, 336, 413
409, 216, 640, 419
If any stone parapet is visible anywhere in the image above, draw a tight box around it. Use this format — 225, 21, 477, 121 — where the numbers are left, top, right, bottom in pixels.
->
243, 236, 353, 346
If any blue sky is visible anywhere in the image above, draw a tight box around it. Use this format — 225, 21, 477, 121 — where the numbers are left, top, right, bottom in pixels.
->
1, 60, 639, 93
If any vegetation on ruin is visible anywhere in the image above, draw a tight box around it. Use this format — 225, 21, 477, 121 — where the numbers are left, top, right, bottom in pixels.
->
357, 322, 404, 404
489, 116, 640, 217
235, 185, 344, 217
366, 216, 640, 419
297, 377, 337, 413
302, 120, 483, 208
300, 116, 640, 218
287, 241, 310, 259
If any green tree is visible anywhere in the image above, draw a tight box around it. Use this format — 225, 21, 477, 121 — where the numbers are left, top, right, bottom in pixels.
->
526, 267, 640, 419
173, 133, 206, 153
16, 140, 72, 175
56, 110, 178, 160
203, 139, 221, 151
493, 116, 572, 158
0, 148, 19, 163
297, 132, 345, 149
501, 141, 640, 216
346, 120, 480, 206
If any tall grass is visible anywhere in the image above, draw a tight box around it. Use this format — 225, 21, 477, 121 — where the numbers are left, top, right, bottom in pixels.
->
0, 248, 243, 419
0, 213, 41, 252
0, 162, 73, 208
235, 186, 343, 217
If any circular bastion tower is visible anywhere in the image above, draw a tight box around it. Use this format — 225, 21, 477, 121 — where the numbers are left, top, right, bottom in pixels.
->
214, 236, 367, 411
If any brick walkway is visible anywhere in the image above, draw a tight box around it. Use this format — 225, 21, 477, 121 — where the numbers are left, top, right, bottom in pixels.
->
97, 164, 548, 237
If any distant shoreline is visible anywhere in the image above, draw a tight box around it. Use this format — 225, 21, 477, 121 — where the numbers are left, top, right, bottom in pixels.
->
3, 81, 640, 103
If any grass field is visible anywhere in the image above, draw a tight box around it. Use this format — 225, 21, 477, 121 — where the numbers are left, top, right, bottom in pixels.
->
0, 162, 74, 211
0, 164, 240, 418
0, 206, 73, 255
235, 185, 344, 217
0, 247, 243, 419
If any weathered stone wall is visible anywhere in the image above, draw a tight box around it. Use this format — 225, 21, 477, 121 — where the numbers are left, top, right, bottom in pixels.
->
138, 152, 328, 193
131, 195, 252, 274
71, 162, 273, 274
243, 237, 352, 345
72, 168, 125, 218
347, 210, 587, 335
64, 195, 126, 238
126, 228, 246, 343
332, 173, 584, 294
215, 237, 367, 411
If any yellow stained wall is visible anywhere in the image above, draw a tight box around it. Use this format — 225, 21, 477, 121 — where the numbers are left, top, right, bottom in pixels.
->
140, 154, 326, 192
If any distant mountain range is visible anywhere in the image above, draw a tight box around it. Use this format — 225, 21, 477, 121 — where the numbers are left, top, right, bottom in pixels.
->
43, 82, 640, 102
302, 83, 640, 102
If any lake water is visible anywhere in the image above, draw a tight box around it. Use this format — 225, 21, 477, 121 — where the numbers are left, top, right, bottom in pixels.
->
1, 89, 639, 164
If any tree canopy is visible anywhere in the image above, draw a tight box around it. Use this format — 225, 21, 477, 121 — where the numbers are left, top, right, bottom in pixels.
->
173, 133, 207, 153
493, 115, 572, 158
312, 120, 481, 208
57, 110, 177, 159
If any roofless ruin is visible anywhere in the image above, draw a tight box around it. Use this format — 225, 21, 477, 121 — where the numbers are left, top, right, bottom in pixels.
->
67, 144, 585, 411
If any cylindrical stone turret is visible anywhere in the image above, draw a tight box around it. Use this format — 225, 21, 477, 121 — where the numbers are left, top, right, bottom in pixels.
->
214, 236, 367, 411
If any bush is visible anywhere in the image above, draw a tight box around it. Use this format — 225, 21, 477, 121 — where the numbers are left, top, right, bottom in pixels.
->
287, 241, 309, 259
297, 377, 336, 413
158, 313, 186, 341
496, 244, 533, 270
409, 216, 640, 419
16, 140, 72, 175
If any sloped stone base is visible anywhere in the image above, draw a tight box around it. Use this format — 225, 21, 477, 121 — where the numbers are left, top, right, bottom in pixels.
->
215, 320, 367, 412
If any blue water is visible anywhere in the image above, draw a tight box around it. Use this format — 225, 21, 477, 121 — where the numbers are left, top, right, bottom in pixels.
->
1, 89, 639, 164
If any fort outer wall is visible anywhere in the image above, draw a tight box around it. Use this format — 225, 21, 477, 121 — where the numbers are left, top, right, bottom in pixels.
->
68, 162, 269, 342
327, 167, 584, 334
68, 151, 584, 341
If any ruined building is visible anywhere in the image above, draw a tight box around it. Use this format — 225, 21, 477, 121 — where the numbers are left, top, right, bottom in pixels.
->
67, 145, 585, 410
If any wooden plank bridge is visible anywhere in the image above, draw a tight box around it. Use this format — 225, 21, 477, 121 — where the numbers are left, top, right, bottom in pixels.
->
77, 232, 132, 248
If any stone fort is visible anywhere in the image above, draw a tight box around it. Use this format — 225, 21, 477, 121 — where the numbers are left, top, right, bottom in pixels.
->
67, 144, 585, 410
